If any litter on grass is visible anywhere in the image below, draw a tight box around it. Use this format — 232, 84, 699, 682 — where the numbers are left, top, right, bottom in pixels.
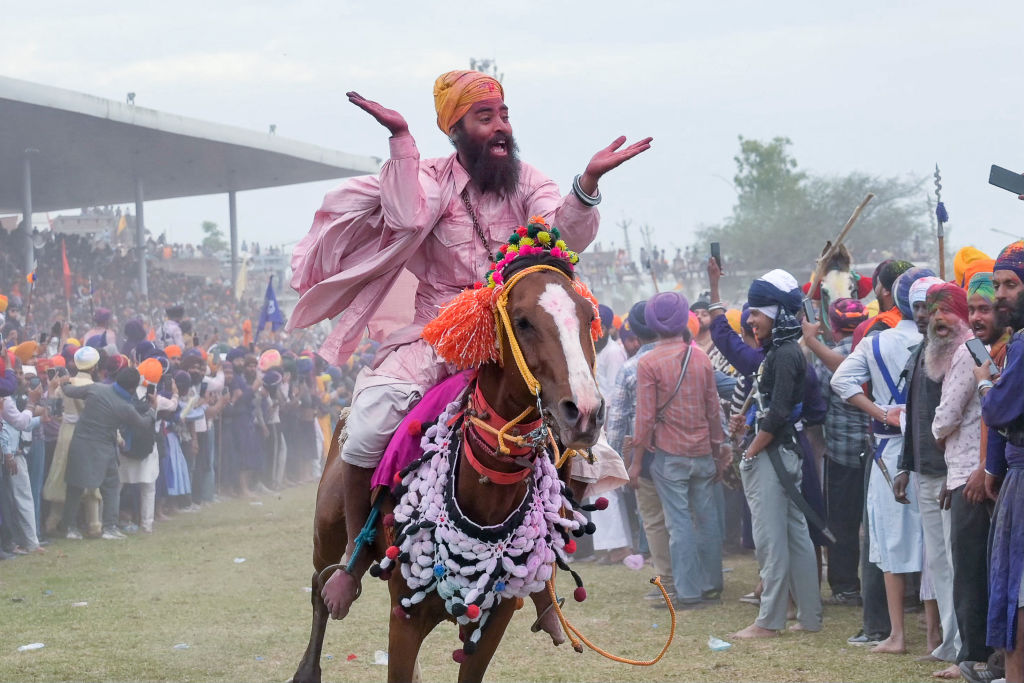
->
71, 602, 88, 607
255, 656, 264, 661
250, 501, 263, 507
374, 650, 389, 666
17, 643, 45, 652
622, 554, 645, 570
323, 654, 334, 661
233, 558, 246, 564
302, 586, 313, 593
173, 643, 190, 650
708, 636, 732, 651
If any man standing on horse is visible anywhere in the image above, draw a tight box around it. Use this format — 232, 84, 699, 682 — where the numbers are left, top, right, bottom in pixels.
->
289, 69, 651, 621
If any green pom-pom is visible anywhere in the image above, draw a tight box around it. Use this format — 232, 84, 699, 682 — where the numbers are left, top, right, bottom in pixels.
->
509, 234, 521, 245
550, 227, 561, 240
494, 252, 504, 262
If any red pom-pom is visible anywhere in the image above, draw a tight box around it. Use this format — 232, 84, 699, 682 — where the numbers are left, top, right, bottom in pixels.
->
382, 513, 395, 528
564, 539, 577, 554
516, 226, 528, 236
407, 419, 422, 436
465, 604, 481, 619
393, 471, 402, 484
385, 545, 400, 560
594, 497, 609, 510
392, 605, 410, 620
452, 648, 466, 663
573, 587, 587, 602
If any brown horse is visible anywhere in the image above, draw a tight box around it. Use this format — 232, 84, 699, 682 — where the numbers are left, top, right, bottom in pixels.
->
292, 257, 604, 683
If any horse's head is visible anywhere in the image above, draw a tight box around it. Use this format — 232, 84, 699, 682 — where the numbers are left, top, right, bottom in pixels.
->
497, 256, 604, 450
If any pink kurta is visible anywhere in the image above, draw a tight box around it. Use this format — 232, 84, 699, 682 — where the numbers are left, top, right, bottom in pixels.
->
289, 132, 600, 389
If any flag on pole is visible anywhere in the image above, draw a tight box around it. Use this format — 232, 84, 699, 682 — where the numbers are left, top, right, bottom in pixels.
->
62, 238, 72, 300
255, 276, 286, 341
117, 214, 128, 235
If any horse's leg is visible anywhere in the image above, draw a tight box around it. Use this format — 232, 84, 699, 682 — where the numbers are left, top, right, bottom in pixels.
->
291, 571, 329, 683
457, 599, 518, 683
386, 605, 438, 683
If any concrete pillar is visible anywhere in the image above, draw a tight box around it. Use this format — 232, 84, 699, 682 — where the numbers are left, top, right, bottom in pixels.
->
135, 177, 148, 299
22, 151, 34, 275
229, 190, 238, 299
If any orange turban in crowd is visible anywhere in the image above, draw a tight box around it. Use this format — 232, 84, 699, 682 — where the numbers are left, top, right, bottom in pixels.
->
12, 341, 38, 363
961, 258, 996, 292
164, 345, 182, 359
954, 247, 990, 288
433, 70, 504, 134
137, 358, 163, 386
725, 309, 743, 335
0, 294, 7, 313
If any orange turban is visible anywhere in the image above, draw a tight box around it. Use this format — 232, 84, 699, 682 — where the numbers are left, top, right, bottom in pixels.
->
164, 344, 182, 359
433, 70, 504, 134
13, 341, 38, 363
961, 258, 996, 292
725, 309, 743, 334
687, 311, 699, 340
0, 294, 7, 313
137, 358, 163, 386
954, 247, 989, 288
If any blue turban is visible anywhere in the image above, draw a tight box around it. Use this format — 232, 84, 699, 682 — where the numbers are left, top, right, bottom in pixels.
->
893, 266, 938, 319
625, 300, 653, 339
134, 341, 157, 361
747, 269, 802, 317
225, 346, 247, 363
262, 370, 283, 388
295, 357, 314, 376
598, 304, 615, 332
645, 292, 690, 337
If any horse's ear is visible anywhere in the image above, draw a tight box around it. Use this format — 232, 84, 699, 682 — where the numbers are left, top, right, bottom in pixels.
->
572, 279, 602, 342
422, 287, 498, 369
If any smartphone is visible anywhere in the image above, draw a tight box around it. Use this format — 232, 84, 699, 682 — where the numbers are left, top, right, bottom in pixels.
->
147, 384, 157, 396
989, 165, 1024, 196
802, 299, 817, 324
966, 338, 998, 377
710, 242, 722, 270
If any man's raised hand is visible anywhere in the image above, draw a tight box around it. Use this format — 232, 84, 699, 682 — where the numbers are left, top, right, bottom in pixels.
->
346, 92, 409, 137
578, 136, 653, 195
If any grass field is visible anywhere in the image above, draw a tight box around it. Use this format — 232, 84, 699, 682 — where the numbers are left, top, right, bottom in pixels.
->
2, 484, 946, 682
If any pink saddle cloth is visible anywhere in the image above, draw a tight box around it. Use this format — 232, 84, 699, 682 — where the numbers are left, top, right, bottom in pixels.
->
370, 370, 474, 489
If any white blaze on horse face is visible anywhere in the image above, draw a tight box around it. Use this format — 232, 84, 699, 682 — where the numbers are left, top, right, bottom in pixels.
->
536, 283, 601, 416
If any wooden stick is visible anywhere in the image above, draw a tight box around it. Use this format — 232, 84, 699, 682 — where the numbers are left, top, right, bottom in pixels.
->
808, 193, 875, 297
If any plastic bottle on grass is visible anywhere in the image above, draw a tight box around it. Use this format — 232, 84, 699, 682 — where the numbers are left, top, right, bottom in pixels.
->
707, 635, 732, 651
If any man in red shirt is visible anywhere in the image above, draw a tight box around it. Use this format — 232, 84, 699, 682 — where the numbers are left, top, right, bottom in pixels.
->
633, 291, 727, 608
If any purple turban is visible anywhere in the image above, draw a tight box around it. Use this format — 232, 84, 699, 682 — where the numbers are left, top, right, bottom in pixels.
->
625, 300, 652, 339
644, 291, 690, 337
894, 266, 938, 318
994, 240, 1024, 285
598, 304, 615, 332
93, 308, 112, 327
828, 298, 868, 334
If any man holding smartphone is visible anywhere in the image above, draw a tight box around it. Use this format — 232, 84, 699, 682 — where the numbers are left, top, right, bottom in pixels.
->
975, 240, 1024, 683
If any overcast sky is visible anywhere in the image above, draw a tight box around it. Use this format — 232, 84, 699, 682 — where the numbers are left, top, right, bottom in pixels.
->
3, 1, 1023, 264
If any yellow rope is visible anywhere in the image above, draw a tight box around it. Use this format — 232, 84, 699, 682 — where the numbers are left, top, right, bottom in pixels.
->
466, 405, 536, 455
545, 570, 676, 666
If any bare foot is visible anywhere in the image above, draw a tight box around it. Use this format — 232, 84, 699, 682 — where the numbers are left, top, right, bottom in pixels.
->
931, 664, 961, 679
321, 570, 360, 620
870, 636, 907, 654
732, 624, 779, 639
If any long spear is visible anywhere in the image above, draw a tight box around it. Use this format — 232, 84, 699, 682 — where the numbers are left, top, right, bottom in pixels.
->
934, 164, 948, 280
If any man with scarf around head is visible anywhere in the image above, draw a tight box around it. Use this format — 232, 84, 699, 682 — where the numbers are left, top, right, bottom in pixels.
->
607, 301, 674, 602
732, 270, 823, 638
294, 70, 653, 625
975, 240, 1024, 683
851, 260, 916, 350
57, 369, 157, 540
929, 278, 999, 677
891, 274, 962, 669
801, 298, 871, 606
831, 268, 934, 654
633, 292, 727, 610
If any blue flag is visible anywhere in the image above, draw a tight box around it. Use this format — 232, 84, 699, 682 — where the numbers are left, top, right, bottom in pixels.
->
256, 276, 286, 341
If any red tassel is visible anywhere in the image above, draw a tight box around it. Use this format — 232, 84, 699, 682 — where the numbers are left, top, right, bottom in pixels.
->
422, 287, 498, 369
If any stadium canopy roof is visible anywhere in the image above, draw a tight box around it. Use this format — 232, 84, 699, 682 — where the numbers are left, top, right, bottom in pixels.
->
0, 75, 380, 213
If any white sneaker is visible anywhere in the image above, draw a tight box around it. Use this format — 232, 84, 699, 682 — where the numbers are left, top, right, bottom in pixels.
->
66, 529, 83, 540
101, 528, 126, 540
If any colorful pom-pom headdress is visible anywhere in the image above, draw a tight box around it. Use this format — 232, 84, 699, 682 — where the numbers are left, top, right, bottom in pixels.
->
423, 216, 600, 373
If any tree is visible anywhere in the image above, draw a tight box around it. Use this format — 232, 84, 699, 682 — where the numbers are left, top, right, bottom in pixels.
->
696, 136, 934, 282
201, 220, 228, 254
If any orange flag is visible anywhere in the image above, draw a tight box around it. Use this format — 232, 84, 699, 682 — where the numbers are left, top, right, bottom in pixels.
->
62, 238, 72, 300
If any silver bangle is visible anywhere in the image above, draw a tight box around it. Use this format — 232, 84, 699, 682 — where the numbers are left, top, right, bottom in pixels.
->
977, 379, 994, 395
572, 174, 601, 207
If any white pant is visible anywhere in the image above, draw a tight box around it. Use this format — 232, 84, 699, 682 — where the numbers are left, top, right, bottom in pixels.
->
3, 453, 40, 550
916, 473, 961, 662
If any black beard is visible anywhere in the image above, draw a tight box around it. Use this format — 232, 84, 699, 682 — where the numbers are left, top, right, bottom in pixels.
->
997, 292, 1024, 331
453, 127, 521, 195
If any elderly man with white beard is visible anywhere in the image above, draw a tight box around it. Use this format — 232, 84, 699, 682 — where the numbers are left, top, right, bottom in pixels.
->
931, 275, 1003, 678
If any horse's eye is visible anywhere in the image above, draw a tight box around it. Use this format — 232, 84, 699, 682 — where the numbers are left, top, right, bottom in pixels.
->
515, 317, 532, 331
